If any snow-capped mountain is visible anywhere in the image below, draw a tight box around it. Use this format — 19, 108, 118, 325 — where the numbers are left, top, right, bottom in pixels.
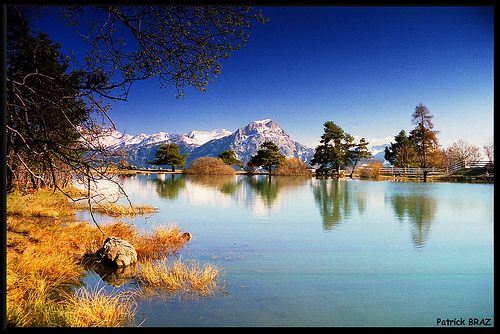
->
369, 144, 390, 163
103, 128, 231, 151
103, 119, 314, 168
188, 119, 314, 164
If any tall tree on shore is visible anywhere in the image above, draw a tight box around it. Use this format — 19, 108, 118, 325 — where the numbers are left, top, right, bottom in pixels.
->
310, 121, 354, 174
6, 8, 100, 191
384, 130, 418, 168
147, 143, 188, 172
248, 141, 285, 173
410, 103, 440, 167
348, 137, 372, 178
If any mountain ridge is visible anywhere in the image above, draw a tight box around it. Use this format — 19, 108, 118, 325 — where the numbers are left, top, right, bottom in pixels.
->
101, 119, 390, 168
103, 119, 314, 167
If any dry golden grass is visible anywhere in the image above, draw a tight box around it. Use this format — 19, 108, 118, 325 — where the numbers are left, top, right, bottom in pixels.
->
136, 258, 223, 298
7, 189, 77, 217
134, 223, 190, 260
6, 189, 222, 327
63, 286, 137, 327
78, 203, 158, 218
6, 216, 128, 327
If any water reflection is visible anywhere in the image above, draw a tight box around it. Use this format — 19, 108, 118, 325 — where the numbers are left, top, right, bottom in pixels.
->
311, 179, 367, 231
245, 175, 309, 208
142, 175, 438, 249
151, 174, 186, 200
186, 175, 242, 196
386, 187, 437, 250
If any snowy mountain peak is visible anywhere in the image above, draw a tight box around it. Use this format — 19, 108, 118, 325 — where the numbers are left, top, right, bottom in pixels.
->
240, 119, 285, 137
184, 129, 233, 146
97, 120, 314, 167
251, 119, 274, 125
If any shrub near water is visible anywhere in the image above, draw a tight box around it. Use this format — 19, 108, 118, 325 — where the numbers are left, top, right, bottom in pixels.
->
183, 157, 236, 175
273, 157, 312, 176
359, 161, 383, 179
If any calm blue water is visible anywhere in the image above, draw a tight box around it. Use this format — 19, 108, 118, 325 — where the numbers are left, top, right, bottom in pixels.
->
78, 174, 494, 327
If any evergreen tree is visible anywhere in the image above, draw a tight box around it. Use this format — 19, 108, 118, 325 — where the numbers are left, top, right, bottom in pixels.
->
310, 121, 352, 174
218, 150, 243, 168
147, 143, 188, 172
384, 130, 418, 167
348, 138, 372, 178
248, 141, 285, 173
6, 8, 88, 190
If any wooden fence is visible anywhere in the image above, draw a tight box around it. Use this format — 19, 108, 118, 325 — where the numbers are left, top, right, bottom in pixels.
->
378, 160, 493, 175
379, 166, 448, 175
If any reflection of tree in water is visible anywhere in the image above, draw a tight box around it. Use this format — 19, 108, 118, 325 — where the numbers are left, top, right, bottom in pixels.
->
152, 174, 186, 200
245, 175, 309, 208
185, 174, 242, 196
388, 193, 437, 250
311, 179, 367, 231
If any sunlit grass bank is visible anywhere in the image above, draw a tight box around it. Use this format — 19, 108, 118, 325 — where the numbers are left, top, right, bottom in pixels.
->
6, 188, 79, 217
76, 203, 159, 218
6, 189, 223, 327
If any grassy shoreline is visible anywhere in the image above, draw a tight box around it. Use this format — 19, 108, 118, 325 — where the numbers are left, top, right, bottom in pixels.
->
6, 189, 224, 327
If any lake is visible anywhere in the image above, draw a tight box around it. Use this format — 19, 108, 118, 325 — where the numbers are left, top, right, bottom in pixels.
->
77, 174, 494, 327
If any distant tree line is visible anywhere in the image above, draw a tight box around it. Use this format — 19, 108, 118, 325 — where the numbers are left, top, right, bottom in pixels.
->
385, 103, 493, 169
142, 103, 494, 177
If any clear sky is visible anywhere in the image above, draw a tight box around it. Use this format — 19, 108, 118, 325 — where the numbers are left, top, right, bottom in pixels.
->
32, 6, 494, 150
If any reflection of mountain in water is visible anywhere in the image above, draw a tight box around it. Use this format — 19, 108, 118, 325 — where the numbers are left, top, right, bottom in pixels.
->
150, 174, 310, 217
311, 179, 367, 231
386, 191, 437, 250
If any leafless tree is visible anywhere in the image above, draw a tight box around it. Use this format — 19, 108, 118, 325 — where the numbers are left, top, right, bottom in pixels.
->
446, 139, 481, 168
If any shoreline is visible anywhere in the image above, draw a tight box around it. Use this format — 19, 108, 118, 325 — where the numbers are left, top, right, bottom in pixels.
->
106, 168, 494, 184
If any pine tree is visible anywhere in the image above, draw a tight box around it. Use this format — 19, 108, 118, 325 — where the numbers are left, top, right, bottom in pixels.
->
218, 150, 243, 168
384, 130, 418, 168
147, 143, 188, 172
248, 141, 285, 173
348, 138, 372, 178
310, 121, 353, 174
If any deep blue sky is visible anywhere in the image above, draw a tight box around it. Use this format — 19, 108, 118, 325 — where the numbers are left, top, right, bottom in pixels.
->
32, 6, 493, 149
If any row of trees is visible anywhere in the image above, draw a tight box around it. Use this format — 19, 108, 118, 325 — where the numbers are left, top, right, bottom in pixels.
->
147, 143, 244, 172
147, 141, 294, 174
384, 103, 440, 168
148, 140, 311, 176
385, 103, 494, 168
148, 125, 372, 177
139, 103, 494, 175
